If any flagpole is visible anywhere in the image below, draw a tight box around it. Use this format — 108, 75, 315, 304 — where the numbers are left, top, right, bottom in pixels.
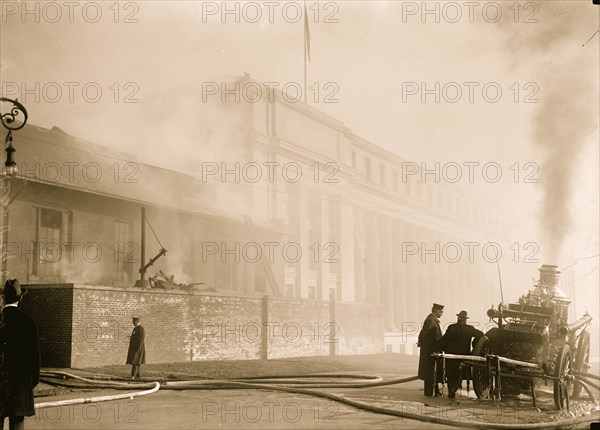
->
303, 4, 307, 104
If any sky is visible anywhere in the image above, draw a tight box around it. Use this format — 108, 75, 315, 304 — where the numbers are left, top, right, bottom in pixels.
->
1, 0, 598, 267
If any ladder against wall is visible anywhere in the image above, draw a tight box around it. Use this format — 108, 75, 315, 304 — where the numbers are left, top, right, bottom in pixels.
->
243, 214, 281, 296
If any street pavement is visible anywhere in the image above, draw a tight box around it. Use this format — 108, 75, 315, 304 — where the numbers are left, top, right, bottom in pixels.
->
26, 388, 460, 430
24, 375, 599, 429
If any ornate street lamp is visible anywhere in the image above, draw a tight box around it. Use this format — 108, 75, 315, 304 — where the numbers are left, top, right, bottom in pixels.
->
0, 98, 27, 285
1, 97, 29, 176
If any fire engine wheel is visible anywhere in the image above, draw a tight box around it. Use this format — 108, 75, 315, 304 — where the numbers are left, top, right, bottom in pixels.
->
571, 331, 591, 399
554, 344, 573, 410
472, 336, 491, 399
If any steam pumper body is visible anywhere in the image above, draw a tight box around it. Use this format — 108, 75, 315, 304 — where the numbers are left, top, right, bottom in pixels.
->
434, 264, 593, 410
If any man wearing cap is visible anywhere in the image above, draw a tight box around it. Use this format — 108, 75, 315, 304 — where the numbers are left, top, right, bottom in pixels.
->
439, 310, 484, 399
417, 303, 444, 396
126, 317, 145, 379
0, 279, 40, 430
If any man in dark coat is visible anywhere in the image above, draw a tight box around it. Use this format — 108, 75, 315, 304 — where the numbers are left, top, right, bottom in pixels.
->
126, 316, 145, 379
418, 303, 444, 396
438, 310, 484, 398
0, 279, 40, 430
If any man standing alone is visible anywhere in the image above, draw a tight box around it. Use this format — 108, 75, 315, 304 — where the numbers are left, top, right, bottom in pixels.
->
126, 316, 145, 379
418, 303, 444, 396
0, 279, 40, 430
439, 310, 484, 398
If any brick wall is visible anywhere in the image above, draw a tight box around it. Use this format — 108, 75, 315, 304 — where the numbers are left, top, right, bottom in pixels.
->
19, 284, 73, 368
22, 285, 384, 367
335, 302, 385, 355
187, 294, 263, 361
69, 287, 267, 367
268, 297, 331, 359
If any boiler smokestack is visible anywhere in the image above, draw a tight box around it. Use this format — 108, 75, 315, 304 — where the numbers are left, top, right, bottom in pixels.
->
535, 264, 571, 325
537, 264, 568, 300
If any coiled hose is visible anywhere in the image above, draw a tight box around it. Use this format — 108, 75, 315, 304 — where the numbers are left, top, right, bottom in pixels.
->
38, 370, 599, 429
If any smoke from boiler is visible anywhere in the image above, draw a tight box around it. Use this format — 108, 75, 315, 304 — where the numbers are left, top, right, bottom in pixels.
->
501, 3, 598, 263
533, 71, 593, 263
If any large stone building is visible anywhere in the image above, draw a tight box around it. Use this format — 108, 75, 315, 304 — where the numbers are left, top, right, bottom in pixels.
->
1, 75, 550, 364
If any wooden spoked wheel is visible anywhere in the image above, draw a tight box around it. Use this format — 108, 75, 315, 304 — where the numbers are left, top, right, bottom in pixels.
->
472, 336, 492, 399
553, 344, 573, 410
571, 331, 590, 399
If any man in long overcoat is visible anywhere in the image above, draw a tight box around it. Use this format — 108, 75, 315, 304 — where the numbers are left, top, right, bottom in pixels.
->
126, 317, 145, 379
418, 303, 444, 396
0, 279, 40, 430
438, 310, 484, 398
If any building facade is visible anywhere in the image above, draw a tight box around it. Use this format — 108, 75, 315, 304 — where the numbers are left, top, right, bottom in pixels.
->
2, 76, 540, 356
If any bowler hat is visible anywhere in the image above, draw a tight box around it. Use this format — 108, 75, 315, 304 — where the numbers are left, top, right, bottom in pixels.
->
132, 316, 141, 320
3, 279, 27, 303
457, 310, 469, 319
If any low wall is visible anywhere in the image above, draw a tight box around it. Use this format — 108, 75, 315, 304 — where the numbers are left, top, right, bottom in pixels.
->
336, 301, 385, 355
21, 284, 384, 368
19, 285, 73, 368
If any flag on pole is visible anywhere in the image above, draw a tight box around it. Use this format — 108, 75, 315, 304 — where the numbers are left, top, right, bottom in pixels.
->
304, 1, 311, 62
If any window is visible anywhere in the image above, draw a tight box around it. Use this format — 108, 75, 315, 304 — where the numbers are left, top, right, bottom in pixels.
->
393, 170, 399, 192
182, 234, 194, 274
364, 158, 372, 180
426, 185, 433, 203
379, 164, 386, 186
351, 151, 356, 168
254, 263, 266, 293
218, 254, 237, 290
33, 208, 63, 279
114, 221, 132, 283
308, 194, 321, 272
285, 283, 294, 298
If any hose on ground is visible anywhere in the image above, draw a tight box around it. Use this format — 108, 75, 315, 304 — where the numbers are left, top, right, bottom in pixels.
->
35, 381, 160, 409
573, 371, 600, 382
577, 377, 600, 392
38, 371, 599, 429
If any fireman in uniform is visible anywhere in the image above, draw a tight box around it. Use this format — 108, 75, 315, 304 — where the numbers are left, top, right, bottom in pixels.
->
418, 303, 444, 396
126, 316, 146, 379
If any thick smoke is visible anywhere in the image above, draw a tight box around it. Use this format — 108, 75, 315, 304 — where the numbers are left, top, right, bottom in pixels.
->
502, 2, 598, 262
93, 77, 269, 285
533, 73, 593, 262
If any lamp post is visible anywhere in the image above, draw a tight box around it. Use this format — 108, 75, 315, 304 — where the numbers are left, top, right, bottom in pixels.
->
1, 97, 28, 284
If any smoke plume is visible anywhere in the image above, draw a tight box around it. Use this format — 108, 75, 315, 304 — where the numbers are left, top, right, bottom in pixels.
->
502, 2, 599, 262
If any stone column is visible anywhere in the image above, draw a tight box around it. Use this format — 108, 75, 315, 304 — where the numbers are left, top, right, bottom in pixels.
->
354, 207, 366, 303
424, 229, 441, 310
392, 221, 407, 329
320, 195, 330, 301
339, 198, 355, 302
415, 226, 430, 316
363, 210, 380, 304
403, 223, 419, 323
298, 184, 310, 298
378, 215, 394, 330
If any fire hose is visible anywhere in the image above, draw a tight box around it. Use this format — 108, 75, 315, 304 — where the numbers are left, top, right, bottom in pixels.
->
35, 381, 160, 409
37, 370, 600, 429
432, 353, 598, 402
